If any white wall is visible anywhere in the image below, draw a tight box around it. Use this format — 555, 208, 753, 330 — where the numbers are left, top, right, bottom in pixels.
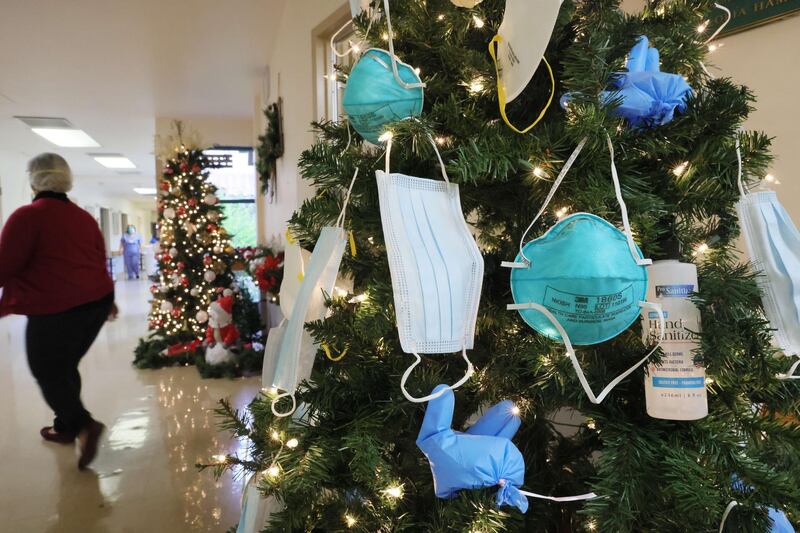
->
257, 1, 349, 246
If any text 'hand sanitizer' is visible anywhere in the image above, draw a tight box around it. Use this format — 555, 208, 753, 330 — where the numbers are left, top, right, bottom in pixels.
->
642, 259, 708, 420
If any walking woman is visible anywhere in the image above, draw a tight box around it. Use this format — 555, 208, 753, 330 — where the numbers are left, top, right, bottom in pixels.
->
0, 153, 117, 470
119, 224, 142, 279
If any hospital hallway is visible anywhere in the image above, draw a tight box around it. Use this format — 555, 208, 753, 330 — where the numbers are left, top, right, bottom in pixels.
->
0, 280, 262, 532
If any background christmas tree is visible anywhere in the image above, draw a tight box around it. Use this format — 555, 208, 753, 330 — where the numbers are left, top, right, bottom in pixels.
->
206, 1, 800, 531
135, 124, 243, 369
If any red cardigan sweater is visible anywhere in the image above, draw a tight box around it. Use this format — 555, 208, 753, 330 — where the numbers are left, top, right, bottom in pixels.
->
0, 192, 114, 317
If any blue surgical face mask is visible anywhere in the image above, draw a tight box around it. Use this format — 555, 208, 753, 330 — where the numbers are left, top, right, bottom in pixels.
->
377, 135, 483, 403
504, 135, 664, 404
735, 140, 800, 380
268, 170, 359, 417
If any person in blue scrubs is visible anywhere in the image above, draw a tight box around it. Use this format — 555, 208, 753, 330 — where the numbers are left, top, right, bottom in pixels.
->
119, 225, 142, 280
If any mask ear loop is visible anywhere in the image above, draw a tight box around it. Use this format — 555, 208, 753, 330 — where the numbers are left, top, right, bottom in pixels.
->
735, 137, 748, 196
718, 501, 739, 532
400, 348, 475, 403
271, 390, 297, 418
700, 3, 732, 78
329, 9, 375, 59
335, 167, 360, 229
501, 137, 588, 269
382, 0, 425, 90
606, 133, 652, 266
488, 35, 556, 134
506, 301, 664, 404
383, 132, 450, 184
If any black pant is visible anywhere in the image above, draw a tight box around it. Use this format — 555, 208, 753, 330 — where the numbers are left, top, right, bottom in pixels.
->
26, 292, 113, 435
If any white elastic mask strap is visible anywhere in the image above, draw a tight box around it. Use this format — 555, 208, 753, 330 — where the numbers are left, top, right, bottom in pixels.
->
518, 488, 598, 502
400, 348, 474, 403
383, 133, 449, 183
699, 3, 732, 78
505, 137, 587, 268
382, 0, 425, 90
735, 137, 747, 196
271, 391, 297, 418
718, 500, 739, 532
606, 133, 651, 266
335, 167, 360, 228
329, 11, 375, 59
777, 357, 800, 380
506, 302, 663, 404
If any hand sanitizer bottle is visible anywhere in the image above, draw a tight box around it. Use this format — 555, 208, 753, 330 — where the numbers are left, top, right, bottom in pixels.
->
642, 258, 708, 420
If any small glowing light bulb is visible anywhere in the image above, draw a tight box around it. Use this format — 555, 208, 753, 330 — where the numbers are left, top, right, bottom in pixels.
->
697, 20, 709, 33
672, 161, 689, 177
381, 32, 389, 41
286, 438, 299, 449
212, 454, 227, 464
705, 377, 715, 385
555, 207, 569, 219
511, 405, 521, 416
587, 519, 598, 531
437, 14, 445, 21
434, 136, 447, 146
265, 465, 280, 479
345, 514, 357, 528
270, 430, 281, 442
468, 78, 484, 94
708, 42, 724, 53
414, 67, 421, 76
384, 485, 404, 498
472, 15, 485, 28
352, 44, 361, 53
692, 242, 709, 256
378, 131, 394, 142
532, 166, 546, 179
765, 173, 780, 184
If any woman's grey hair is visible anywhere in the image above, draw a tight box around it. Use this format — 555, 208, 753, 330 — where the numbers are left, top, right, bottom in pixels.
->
27, 152, 73, 193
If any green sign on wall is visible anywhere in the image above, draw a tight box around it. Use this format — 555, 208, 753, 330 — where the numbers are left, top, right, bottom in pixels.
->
718, 0, 800, 34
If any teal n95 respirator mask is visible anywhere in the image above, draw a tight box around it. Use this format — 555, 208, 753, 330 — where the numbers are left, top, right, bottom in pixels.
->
503, 135, 664, 404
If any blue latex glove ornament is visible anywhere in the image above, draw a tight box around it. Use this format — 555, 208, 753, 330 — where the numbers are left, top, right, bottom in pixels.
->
600, 36, 691, 128
416, 384, 528, 512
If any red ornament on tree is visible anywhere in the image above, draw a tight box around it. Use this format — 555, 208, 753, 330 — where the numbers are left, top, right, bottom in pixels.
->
191, 163, 201, 173
165, 166, 174, 175
207, 223, 217, 232
176, 261, 185, 271
171, 308, 182, 318
188, 198, 197, 207
177, 206, 186, 217
181, 276, 189, 287
179, 161, 189, 172
161, 180, 171, 191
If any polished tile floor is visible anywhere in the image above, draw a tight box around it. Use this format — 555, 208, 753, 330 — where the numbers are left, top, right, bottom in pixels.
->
0, 280, 261, 532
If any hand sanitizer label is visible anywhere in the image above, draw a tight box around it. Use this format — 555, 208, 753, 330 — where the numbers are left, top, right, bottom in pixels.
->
643, 263, 708, 420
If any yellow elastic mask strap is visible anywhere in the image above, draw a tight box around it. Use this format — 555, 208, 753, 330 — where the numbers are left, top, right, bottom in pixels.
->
348, 230, 357, 257
322, 342, 349, 362
488, 35, 555, 135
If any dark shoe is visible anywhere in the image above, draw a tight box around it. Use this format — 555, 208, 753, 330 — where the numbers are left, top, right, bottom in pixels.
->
40, 426, 76, 444
78, 420, 105, 470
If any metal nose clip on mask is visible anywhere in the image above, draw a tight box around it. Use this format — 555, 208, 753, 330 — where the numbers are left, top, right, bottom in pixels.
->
267, 169, 359, 417
503, 135, 664, 404
734, 139, 800, 380
377, 134, 484, 403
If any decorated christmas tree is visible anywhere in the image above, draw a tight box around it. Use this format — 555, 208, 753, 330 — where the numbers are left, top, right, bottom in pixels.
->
135, 124, 262, 375
205, 1, 799, 531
